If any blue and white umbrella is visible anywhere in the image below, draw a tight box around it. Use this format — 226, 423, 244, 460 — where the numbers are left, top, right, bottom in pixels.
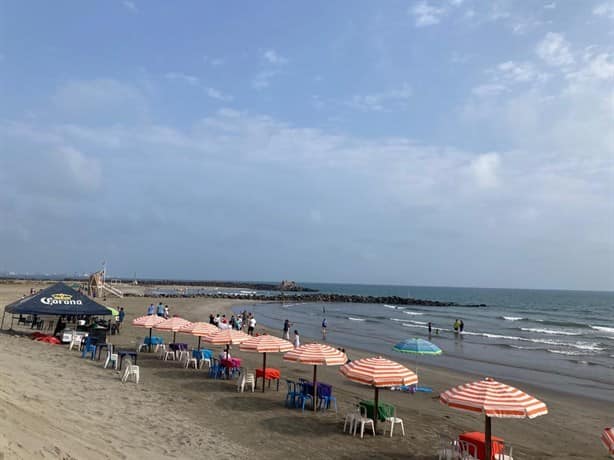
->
393, 338, 442, 355
392, 338, 442, 378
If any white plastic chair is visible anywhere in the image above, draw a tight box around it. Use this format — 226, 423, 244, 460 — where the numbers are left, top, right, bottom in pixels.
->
438, 434, 458, 460
154, 343, 166, 353
136, 337, 148, 352
382, 406, 404, 437
458, 440, 478, 460
103, 350, 118, 370
198, 357, 212, 369
177, 350, 189, 362
68, 333, 83, 351
183, 352, 198, 369
343, 408, 360, 434
163, 350, 175, 361
237, 368, 255, 392
353, 405, 375, 438
495, 445, 513, 460
121, 360, 140, 384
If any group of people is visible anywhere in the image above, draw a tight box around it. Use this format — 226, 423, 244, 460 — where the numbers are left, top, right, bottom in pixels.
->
453, 318, 465, 334
146, 302, 170, 319
209, 311, 257, 335
282, 319, 301, 347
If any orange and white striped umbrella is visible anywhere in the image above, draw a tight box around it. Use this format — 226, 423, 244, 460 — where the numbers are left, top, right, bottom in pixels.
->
440, 377, 548, 459
283, 344, 347, 412
132, 315, 166, 328
339, 356, 417, 431
203, 329, 251, 345
132, 315, 166, 350
153, 317, 193, 343
241, 335, 293, 392
339, 356, 418, 387
602, 427, 614, 457
180, 322, 218, 350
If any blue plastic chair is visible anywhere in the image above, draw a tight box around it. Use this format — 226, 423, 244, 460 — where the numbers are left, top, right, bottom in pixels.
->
284, 380, 299, 408
317, 384, 337, 412
296, 383, 313, 412
208, 360, 223, 379
81, 338, 96, 359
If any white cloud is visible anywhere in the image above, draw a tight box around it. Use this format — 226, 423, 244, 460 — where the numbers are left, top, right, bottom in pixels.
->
593, 1, 614, 19
251, 70, 279, 90
410, 2, 447, 27
203, 56, 224, 67
470, 153, 500, 188
206, 87, 233, 101
536, 32, 574, 67
122, 1, 138, 12
347, 84, 413, 111
472, 84, 507, 97
262, 49, 287, 65
544, 2, 556, 9
164, 72, 199, 85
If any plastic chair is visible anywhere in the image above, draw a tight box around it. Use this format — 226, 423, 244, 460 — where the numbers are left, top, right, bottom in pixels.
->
81, 342, 96, 360
317, 385, 337, 412
382, 406, 404, 437
163, 350, 175, 361
495, 445, 513, 460
121, 360, 140, 384
209, 360, 223, 379
68, 333, 83, 351
353, 405, 375, 438
295, 383, 313, 412
284, 380, 299, 407
103, 350, 118, 370
136, 337, 148, 352
237, 368, 255, 392
184, 353, 198, 369
438, 434, 458, 460
343, 407, 360, 434
458, 440, 478, 460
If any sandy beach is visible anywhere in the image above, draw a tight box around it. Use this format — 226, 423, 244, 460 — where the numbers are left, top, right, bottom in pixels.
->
0, 281, 611, 459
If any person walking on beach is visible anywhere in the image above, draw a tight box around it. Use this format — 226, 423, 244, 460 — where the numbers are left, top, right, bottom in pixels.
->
293, 330, 300, 348
164, 305, 170, 319
453, 319, 460, 333
459, 319, 464, 333
428, 321, 432, 335
157, 302, 165, 317
147, 303, 155, 315
209, 313, 215, 325
118, 307, 125, 330
248, 315, 256, 336
321, 318, 327, 341
213, 314, 220, 326
283, 319, 292, 340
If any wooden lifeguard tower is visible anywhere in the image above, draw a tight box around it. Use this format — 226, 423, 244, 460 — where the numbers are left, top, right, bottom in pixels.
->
87, 263, 123, 298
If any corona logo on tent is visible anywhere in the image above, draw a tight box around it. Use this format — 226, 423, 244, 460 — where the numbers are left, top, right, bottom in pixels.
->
40, 293, 83, 306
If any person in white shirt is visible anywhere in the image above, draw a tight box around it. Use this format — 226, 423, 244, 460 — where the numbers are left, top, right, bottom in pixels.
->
293, 330, 300, 348
248, 316, 256, 335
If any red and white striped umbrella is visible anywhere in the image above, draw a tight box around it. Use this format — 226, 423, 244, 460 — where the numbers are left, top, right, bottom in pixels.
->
283, 344, 347, 411
440, 377, 548, 459
153, 317, 193, 343
602, 427, 614, 457
203, 329, 251, 358
241, 335, 293, 392
132, 315, 166, 350
180, 322, 218, 349
339, 356, 417, 431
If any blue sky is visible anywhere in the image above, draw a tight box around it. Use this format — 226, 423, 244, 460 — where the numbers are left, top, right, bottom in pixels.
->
1, 1, 613, 290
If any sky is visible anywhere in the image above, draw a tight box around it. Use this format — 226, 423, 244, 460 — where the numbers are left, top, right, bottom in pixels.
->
0, 1, 613, 290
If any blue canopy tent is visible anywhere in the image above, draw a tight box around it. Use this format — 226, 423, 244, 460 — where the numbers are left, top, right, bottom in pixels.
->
1, 282, 111, 330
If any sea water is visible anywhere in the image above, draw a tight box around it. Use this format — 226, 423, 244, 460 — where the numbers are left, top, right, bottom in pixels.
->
234, 284, 614, 401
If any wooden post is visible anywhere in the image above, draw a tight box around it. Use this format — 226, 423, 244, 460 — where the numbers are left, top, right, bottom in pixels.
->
485, 415, 492, 460
313, 365, 318, 412
373, 386, 380, 433
262, 353, 267, 392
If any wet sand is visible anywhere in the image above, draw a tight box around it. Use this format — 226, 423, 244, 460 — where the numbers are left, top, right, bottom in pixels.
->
0, 281, 610, 459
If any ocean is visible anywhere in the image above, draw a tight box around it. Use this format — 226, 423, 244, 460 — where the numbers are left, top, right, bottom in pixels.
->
233, 283, 614, 402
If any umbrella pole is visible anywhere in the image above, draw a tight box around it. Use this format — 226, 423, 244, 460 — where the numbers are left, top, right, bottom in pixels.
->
148, 328, 152, 352
313, 365, 318, 412
173, 331, 177, 343
197, 336, 201, 350
485, 415, 492, 460
262, 353, 267, 392
374, 386, 379, 433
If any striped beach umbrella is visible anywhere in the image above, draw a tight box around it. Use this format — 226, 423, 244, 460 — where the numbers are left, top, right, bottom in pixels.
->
132, 315, 166, 351
602, 427, 614, 457
240, 335, 293, 392
203, 329, 250, 357
153, 317, 193, 343
339, 356, 418, 431
283, 344, 347, 412
180, 322, 218, 350
440, 377, 548, 460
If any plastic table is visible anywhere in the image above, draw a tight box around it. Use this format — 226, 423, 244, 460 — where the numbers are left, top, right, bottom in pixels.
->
359, 400, 394, 422
255, 368, 281, 391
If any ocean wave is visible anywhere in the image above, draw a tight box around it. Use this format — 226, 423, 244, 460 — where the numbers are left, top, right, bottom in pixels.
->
383, 304, 397, 309
547, 349, 591, 356
390, 318, 411, 322
590, 325, 614, 334
462, 331, 604, 351
520, 327, 582, 336
401, 323, 429, 330
502, 316, 524, 321
403, 311, 424, 316
348, 317, 366, 321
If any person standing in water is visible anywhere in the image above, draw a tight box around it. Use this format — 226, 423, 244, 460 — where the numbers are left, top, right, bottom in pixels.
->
321, 318, 328, 340
282, 319, 292, 340
453, 319, 460, 334
428, 321, 432, 336
459, 319, 464, 333
293, 330, 300, 348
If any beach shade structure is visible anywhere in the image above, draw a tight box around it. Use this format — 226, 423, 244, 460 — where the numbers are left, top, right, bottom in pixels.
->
181, 322, 219, 350
283, 344, 347, 412
440, 377, 548, 460
339, 356, 418, 431
240, 334, 293, 392
602, 427, 614, 457
132, 315, 166, 351
203, 329, 251, 358
392, 337, 442, 374
153, 317, 193, 344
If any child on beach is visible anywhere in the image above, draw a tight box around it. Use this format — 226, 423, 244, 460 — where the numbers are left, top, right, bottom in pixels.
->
321, 318, 327, 340
293, 330, 300, 348
283, 319, 292, 340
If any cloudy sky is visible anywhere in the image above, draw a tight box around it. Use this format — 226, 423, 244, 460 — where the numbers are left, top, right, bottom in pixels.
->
1, 1, 613, 290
